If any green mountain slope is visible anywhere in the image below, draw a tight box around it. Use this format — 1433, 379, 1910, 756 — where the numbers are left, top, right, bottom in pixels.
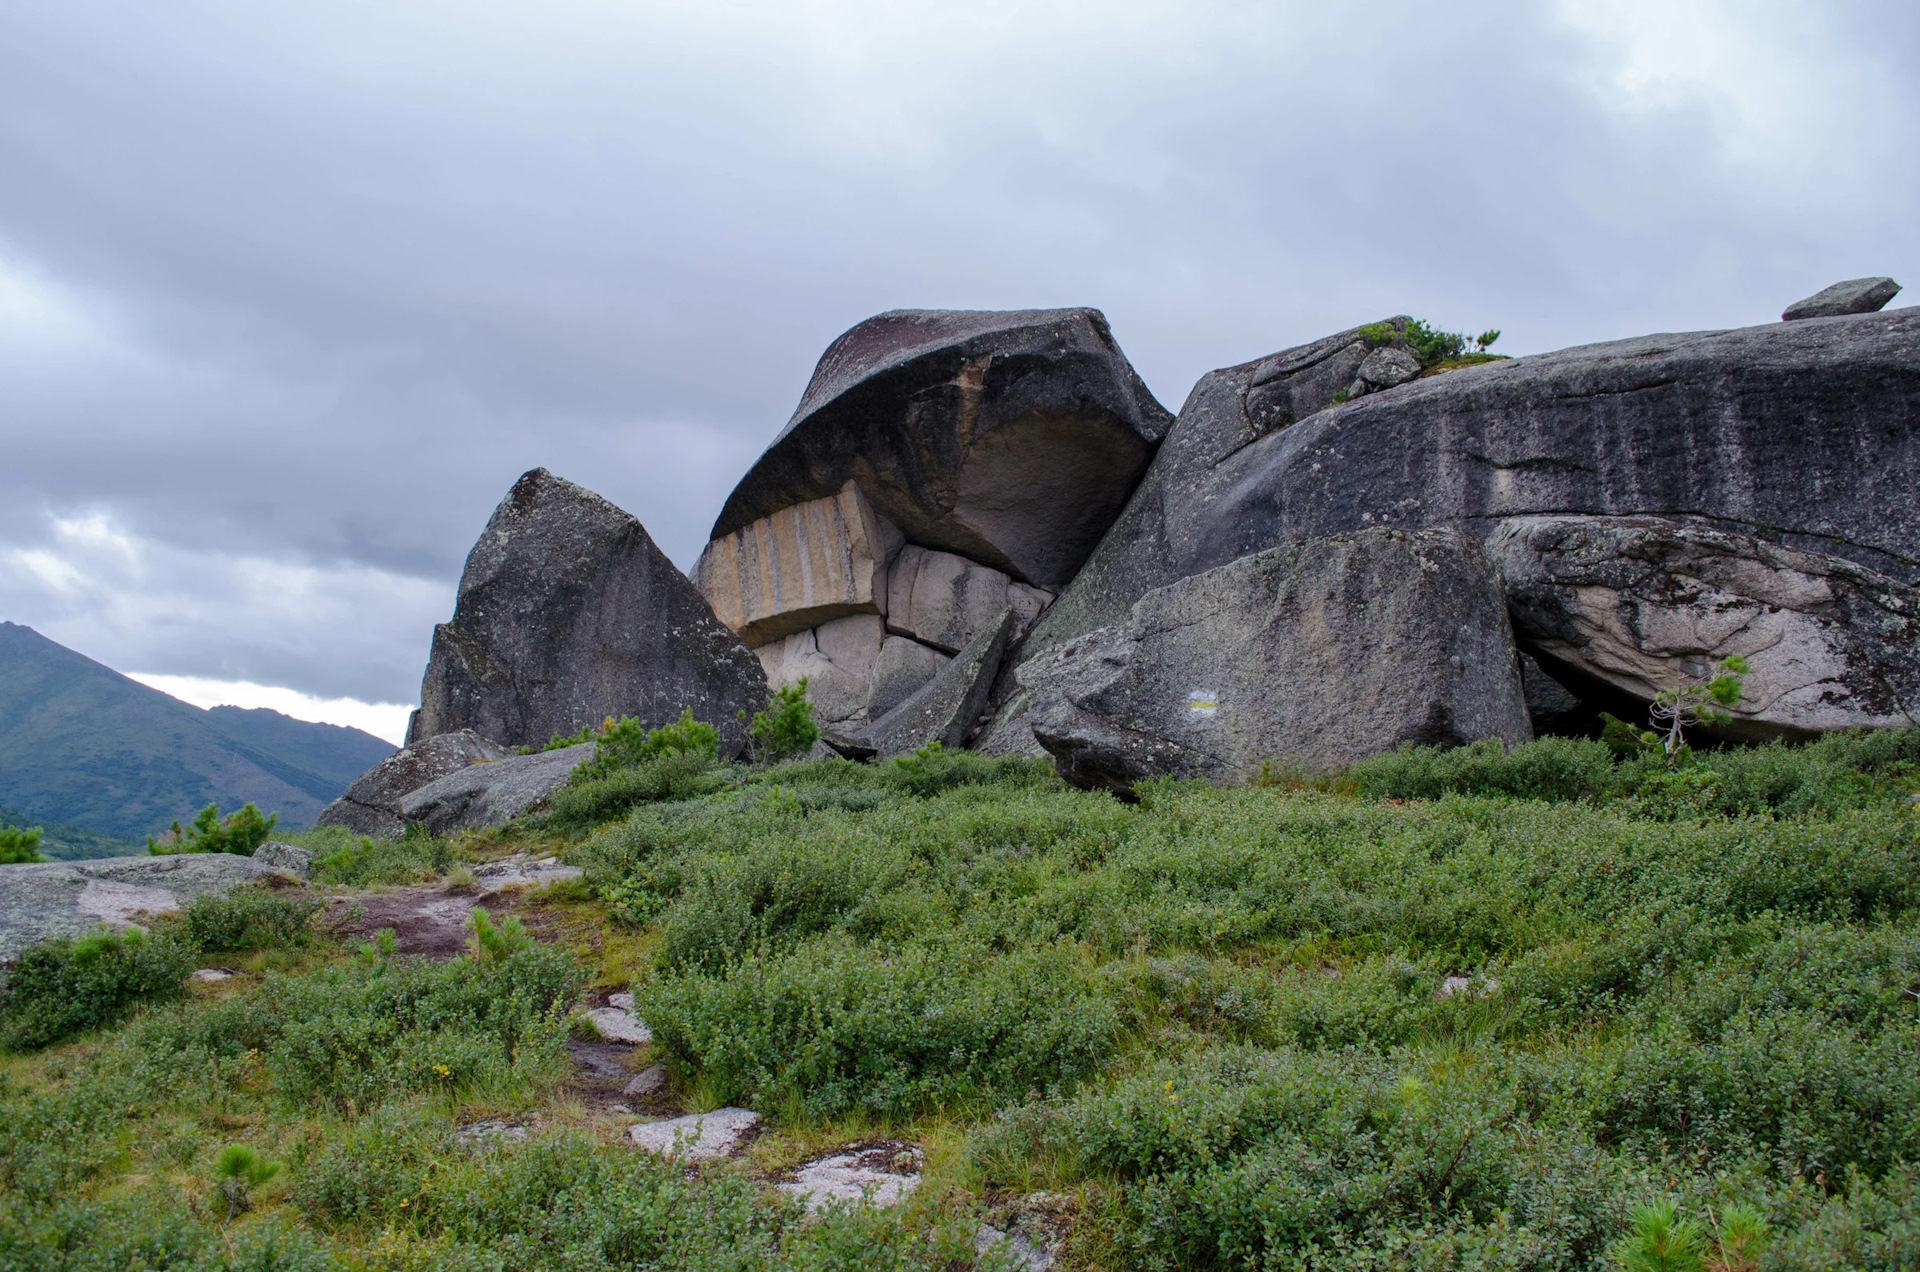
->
0, 622, 396, 841
0, 805, 140, 860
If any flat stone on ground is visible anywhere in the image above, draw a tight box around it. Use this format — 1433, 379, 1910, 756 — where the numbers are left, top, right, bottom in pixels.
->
777, 1145, 923, 1212
622, 1065, 668, 1097
629, 1108, 760, 1161
0, 854, 281, 960
585, 1006, 651, 1044
470, 853, 583, 890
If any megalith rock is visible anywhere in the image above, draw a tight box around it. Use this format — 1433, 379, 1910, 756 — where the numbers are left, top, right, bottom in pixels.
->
1008, 318, 1423, 679
409, 469, 769, 754
867, 635, 951, 721
693, 481, 899, 648
1009, 309, 1920, 711
317, 728, 510, 838
1021, 528, 1531, 792
1489, 515, 1920, 740
710, 308, 1172, 590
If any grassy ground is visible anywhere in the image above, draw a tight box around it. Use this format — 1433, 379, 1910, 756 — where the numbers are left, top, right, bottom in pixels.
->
1, 732, 1917, 1269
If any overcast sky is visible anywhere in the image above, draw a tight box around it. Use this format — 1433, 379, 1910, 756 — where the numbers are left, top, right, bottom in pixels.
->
3, 0, 1914, 742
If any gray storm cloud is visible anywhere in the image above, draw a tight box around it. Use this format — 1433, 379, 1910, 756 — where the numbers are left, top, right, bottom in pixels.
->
1, 0, 1914, 705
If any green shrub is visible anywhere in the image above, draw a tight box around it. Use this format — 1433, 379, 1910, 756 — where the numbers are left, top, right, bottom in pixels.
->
262, 943, 577, 1110
544, 748, 729, 833
882, 742, 1055, 798
639, 936, 1119, 1118
146, 803, 277, 856
0, 927, 195, 1051
977, 1044, 1628, 1269
0, 1190, 335, 1271
290, 1099, 446, 1225
1341, 729, 1920, 818
303, 826, 454, 885
1357, 316, 1483, 368
573, 707, 722, 782
173, 885, 320, 954
1610, 1200, 1705, 1271
0, 824, 44, 864
1345, 735, 1623, 803
747, 681, 818, 763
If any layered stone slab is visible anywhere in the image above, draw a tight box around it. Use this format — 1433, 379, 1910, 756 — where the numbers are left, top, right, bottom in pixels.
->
694, 481, 897, 648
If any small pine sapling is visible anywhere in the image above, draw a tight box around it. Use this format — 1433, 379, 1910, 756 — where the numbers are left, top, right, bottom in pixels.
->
147, 803, 278, 855
465, 907, 534, 962
0, 824, 43, 864
745, 679, 819, 763
1610, 1200, 1705, 1272
572, 707, 722, 780
1704, 1204, 1771, 1272
1474, 329, 1501, 352
1649, 654, 1749, 766
212, 1144, 281, 1219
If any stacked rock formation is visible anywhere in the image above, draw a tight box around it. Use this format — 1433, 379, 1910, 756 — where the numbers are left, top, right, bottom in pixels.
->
691, 307, 1172, 753
336, 278, 1914, 823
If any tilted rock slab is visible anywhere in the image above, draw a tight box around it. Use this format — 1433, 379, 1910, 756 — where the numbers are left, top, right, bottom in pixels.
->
1490, 515, 1920, 740
317, 728, 510, 838
398, 742, 592, 834
1022, 528, 1530, 792
693, 481, 899, 648
409, 469, 769, 753
0, 854, 281, 960
867, 634, 951, 721
1008, 309, 1920, 726
709, 308, 1172, 590
1782, 276, 1900, 321
866, 607, 1016, 759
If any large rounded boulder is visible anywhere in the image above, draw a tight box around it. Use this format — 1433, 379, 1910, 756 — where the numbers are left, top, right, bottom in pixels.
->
709, 308, 1172, 591
1011, 309, 1920, 691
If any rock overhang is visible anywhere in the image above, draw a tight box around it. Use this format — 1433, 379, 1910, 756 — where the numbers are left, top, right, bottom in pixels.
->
708, 307, 1173, 590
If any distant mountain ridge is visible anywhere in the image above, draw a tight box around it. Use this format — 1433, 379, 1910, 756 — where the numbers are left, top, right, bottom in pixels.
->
0, 622, 396, 841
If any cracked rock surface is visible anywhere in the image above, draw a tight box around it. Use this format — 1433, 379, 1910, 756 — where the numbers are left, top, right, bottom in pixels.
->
1003, 309, 1920, 751
1023, 528, 1530, 791
1491, 514, 1920, 739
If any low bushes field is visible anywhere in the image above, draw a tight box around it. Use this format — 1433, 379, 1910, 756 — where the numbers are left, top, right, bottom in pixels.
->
2, 729, 1917, 1268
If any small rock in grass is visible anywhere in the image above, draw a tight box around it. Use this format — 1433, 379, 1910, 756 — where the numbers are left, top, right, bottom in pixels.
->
777, 1145, 923, 1213
1437, 975, 1499, 999
456, 1120, 530, 1150
470, 853, 584, 891
189, 968, 234, 983
628, 1108, 759, 1161
976, 1224, 1053, 1272
585, 1006, 651, 1043
622, 1065, 668, 1097
250, 842, 313, 880
609, 991, 634, 1011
